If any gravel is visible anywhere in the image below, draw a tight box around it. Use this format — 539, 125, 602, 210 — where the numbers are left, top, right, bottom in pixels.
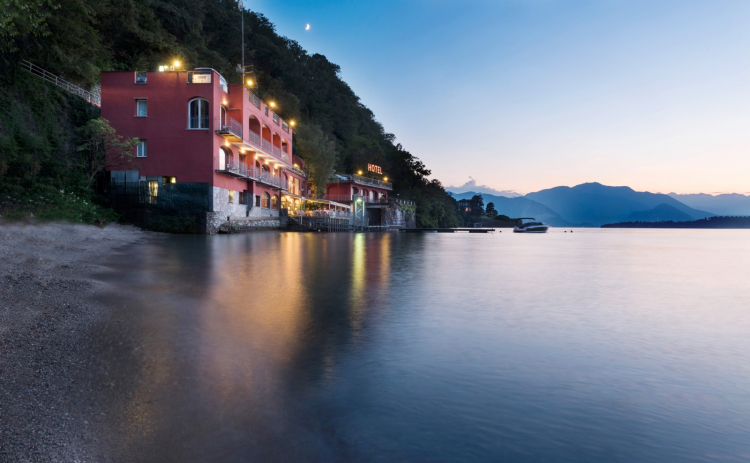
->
0, 223, 148, 462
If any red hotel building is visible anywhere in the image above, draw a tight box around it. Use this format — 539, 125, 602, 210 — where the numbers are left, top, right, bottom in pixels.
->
101, 67, 305, 226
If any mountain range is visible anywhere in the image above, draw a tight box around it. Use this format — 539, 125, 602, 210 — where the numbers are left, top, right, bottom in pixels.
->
449, 182, 723, 227
667, 193, 750, 217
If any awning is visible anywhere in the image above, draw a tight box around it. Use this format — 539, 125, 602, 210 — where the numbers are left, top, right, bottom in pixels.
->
304, 198, 350, 209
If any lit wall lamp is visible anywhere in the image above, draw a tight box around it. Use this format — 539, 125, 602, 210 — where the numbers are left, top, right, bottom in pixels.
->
384, 177, 388, 181
358, 170, 363, 175
269, 102, 276, 108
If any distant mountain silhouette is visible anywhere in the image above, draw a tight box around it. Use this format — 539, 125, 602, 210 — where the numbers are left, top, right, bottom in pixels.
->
667, 193, 750, 216
525, 183, 713, 226
625, 204, 693, 222
449, 191, 576, 226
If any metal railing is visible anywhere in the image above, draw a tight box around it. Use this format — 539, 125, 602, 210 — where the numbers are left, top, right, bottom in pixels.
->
187, 71, 211, 84
272, 113, 279, 124
249, 91, 260, 108
324, 194, 385, 203
247, 129, 261, 147
214, 116, 243, 139
273, 146, 281, 158
262, 139, 273, 153
350, 174, 392, 190
282, 121, 289, 132
20, 60, 101, 106
189, 116, 209, 129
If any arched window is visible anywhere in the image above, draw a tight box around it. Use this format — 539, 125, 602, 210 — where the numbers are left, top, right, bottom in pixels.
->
261, 192, 270, 208
352, 187, 359, 195
271, 195, 278, 209
188, 98, 209, 129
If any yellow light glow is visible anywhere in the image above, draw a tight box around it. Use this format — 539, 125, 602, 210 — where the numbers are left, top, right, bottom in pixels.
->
290, 121, 295, 126
270, 102, 276, 108
173, 60, 180, 67
225, 141, 230, 147
384, 177, 388, 181
171, 177, 176, 184
247, 79, 253, 86
358, 170, 363, 175
294, 164, 299, 168
158, 66, 165, 72
239, 148, 244, 153
222, 100, 227, 105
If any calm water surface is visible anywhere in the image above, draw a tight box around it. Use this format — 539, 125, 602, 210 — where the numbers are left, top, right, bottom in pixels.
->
98, 230, 750, 462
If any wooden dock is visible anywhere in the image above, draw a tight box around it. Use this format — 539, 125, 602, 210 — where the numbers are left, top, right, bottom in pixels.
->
399, 228, 496, 233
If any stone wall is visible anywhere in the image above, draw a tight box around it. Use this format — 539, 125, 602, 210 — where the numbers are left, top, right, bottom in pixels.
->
202, 213, 281, 234
381, 202, 416, 229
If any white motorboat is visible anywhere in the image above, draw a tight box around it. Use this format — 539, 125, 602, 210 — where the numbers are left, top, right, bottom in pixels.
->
513, 218, 549, 233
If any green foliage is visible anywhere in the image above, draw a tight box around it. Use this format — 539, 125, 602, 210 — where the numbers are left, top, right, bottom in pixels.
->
2, 0, 460, 228
0, 188, 118, 223
485, 202, 497, 218
294, 124, 337, 198
75, 117, 139, 188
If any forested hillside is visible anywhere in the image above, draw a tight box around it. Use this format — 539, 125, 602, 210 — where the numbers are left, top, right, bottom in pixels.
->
1, 0, 458, 227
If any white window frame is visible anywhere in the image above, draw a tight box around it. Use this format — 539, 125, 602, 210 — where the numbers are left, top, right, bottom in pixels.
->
136, 140, 147, 158
136, 99, 147, 117
188, 98, 209, 130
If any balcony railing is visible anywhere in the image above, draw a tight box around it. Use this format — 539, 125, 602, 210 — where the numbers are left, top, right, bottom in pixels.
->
262, 139, 273, 153
249, 91, 260, 108
214, 116, 243, 140
351, 174, 392, 190
281, 150, 289, 163
247, 129, 261, 147
273, 146, 281, 158
324, 194, 385, 203
272, 113, 279, 125
282, 121, 289, 132
187, 71, 211, 84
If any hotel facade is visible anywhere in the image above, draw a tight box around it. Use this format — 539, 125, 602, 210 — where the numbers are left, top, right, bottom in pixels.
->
102, 67, 400, 232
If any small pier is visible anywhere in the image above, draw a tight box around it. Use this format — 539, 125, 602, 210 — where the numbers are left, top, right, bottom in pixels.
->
399, 228, 496, 233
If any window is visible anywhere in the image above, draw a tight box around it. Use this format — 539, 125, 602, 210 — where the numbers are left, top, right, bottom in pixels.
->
256, 195, 261, 207
136, 99, 147, 117
239, 192, 247, 205
136, 140, 147, 157
228, 190, 234, 204
220, 105, 227, 128
135, 71, 147, 84
162, 176, 176, 184
271, 195, 278, 209
264, 106, 269, 116
261, 192, 270, 208
188, 98, 209, 129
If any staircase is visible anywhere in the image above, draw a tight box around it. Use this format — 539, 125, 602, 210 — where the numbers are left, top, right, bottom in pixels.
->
19, 60, 101, 106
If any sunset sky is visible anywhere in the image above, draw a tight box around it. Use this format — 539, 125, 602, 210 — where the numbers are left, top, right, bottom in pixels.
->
255, 0, 750, 195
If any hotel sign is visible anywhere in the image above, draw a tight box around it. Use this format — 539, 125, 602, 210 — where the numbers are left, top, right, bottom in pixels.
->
367, 164, 382, 174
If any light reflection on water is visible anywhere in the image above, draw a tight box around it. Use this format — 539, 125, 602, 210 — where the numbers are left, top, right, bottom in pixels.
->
101, 230, 750, 462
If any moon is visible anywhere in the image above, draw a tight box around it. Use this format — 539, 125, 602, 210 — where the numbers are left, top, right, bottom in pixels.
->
305, 24, 310, 30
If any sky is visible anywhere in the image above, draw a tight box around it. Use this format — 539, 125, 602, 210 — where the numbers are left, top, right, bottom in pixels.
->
252, 0, 750, 195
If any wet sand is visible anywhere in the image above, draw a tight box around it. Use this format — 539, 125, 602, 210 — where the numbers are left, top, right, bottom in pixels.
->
0, 223, 148, 462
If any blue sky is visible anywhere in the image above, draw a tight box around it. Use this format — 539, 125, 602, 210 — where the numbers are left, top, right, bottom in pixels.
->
253, 0, 750, 194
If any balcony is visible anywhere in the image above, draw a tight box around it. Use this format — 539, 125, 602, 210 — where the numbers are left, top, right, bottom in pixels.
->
272, 113, 279, 125
247, 129, 261, 147
282, 121, 289, 133
262, 139, 273, 153
323, 194, 384, 203
336, 174, 392, 190
249, 91, 260, 108
215, 116, 243, 142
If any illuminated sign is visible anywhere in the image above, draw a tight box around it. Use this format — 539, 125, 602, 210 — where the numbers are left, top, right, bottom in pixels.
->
367, 164, 382, 174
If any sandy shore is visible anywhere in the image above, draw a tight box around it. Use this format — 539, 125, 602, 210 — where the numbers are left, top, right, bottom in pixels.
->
0, 223, 148, 462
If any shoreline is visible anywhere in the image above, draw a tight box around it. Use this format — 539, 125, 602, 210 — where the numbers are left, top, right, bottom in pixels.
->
0, 223, 149, 461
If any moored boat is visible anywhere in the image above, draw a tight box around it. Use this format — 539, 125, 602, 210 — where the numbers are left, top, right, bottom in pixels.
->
513, 218, 549, 233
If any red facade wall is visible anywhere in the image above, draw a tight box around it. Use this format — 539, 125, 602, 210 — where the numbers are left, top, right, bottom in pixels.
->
102, 70, 297, 200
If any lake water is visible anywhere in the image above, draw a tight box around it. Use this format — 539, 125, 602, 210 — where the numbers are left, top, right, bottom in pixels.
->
97, 229, 750, 462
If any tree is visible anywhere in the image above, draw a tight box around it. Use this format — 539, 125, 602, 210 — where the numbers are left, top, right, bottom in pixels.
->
469, 195, 484, 216
294, 123, 337, 198
485, 202, 497, 218
75, 118, 139, 188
